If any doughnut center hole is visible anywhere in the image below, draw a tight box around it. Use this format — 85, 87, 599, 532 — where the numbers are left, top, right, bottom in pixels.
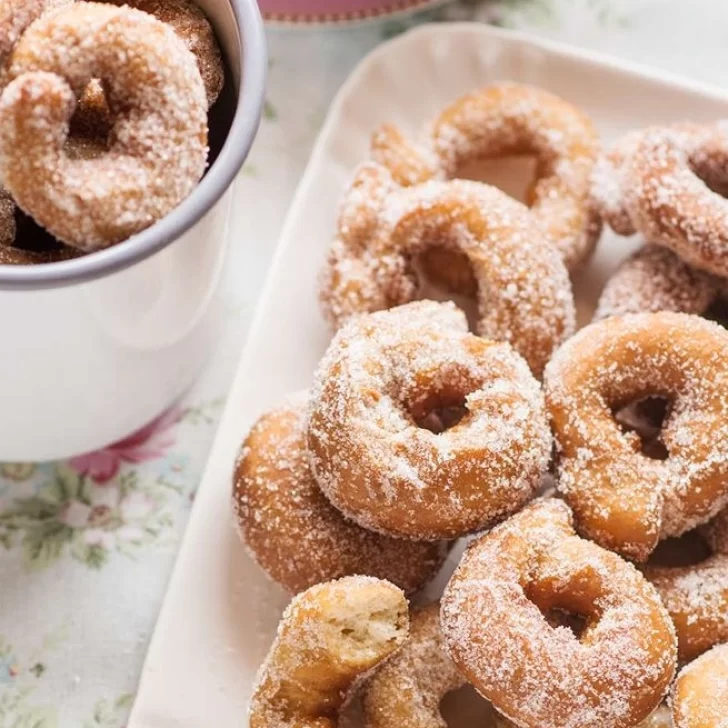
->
690, 158, 728, 199
648, 530, 712, 568
440, 684, 500, 727
411, 392, 469, 434
453, 155, 538, 205
705, 297, 728, 328
413, 248, 479, 332
541, 607, 589, 638
525, 585, 591, 640
612, 395, 671, 461
533, 603, 589, 639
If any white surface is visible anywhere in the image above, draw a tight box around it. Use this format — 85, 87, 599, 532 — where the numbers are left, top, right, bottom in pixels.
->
128, 24, 728, 726
0, 194, 230, 462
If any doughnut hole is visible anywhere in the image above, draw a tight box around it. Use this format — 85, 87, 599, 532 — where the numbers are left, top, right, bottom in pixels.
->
524, 581, 593, 642
704, 296, 728, 328
404, 362, 482, 435
689, 155, 728, 199
452, 154, 538, 205
440, 684, 500, 727
409, 390, 469, 434
612, 395, 671, 461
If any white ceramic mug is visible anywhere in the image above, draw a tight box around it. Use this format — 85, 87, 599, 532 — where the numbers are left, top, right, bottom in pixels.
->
0, 0, 267, 461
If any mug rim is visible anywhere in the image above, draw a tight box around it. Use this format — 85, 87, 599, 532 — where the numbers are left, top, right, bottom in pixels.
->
0, 0, 267, 291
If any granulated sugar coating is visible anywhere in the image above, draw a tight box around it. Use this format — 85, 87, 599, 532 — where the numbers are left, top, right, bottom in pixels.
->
440, 499, 677, 728
371, 82, 601, 272
624, 124, 728, 278
0, 3, 208, 251
545, 311, 728, 562
643, 507, 728, 662
249, 576, 409, 728
321, 163, 575, 375
308, 300, 552, 541
671, 643, 728, 728
0, 0, 57, 62
595, 122, 728, 278
363, 603, 497, 728
105, 0, 224, 106
590, 128, 644, 236
232, 394, 449, 595
594, 245, 722, 321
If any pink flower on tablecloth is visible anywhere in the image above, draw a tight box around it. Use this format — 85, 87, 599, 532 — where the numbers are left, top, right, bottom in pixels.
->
69, 408, 182, 484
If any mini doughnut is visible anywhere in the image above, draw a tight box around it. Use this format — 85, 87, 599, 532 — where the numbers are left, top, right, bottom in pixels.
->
625, 123, 728, 277
233, 394, 449, 595
643, 507, 728, 662
591, 124, 710, 238
106, 0, 224, 107
249, 575, 409, 728
597, 123, 728, 278
308, 300, 551, 540
671, 644, 728, 728
362, 603, 501, 728
371, 82, 601, 273
441, 498, 678, 728
594, 245, 722, 321
321, 163, 576, 375
362, 600, 672, 728
545, 311, 728, 562
0, 3, 208, 251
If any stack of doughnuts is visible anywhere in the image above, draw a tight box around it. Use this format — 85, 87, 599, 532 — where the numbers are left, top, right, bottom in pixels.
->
238, 84, 728, 728
0, 0, 224, 263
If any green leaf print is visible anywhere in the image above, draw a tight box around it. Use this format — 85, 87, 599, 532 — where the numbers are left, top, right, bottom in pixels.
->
83, 694, 133, 728
0, 464, 178, 570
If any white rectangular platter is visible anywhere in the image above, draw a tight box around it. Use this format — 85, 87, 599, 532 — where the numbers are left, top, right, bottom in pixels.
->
128, 23, 728, 727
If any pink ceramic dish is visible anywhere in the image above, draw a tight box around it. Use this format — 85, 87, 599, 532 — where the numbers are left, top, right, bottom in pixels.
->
260, 0, 446, 23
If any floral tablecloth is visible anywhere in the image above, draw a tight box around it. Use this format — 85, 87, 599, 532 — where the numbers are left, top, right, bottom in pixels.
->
2, 0, 728, 724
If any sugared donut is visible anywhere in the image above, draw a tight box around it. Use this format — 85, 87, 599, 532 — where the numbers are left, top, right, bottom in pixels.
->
545, 312, 728, 562
671, 644, 728, 728
598, 123, 728, 278
372, 82, 601, 273
362, 603, 487, 728
249, 576, 409, 728
363, 601, 673, 728
0, 3, 208, 251
594, 245, 722, 321
233, 394, 449, 595
308, 301, 551, 541
441, 499, 678, 728
643, 507, 728, 662
321, 164, 576, 375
